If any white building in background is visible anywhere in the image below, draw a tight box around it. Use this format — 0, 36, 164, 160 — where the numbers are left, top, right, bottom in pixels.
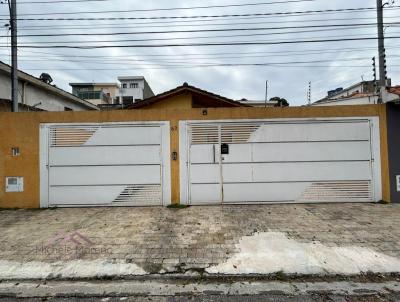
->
312, 81, 379, 106
239, 99, 278, 107
117, 76, 154, 106
312, 80, 400, 106
69, 83, 120, 106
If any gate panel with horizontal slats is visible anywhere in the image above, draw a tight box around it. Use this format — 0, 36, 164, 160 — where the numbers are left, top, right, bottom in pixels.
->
183, 119, 380, 204
41, 123, 170, 207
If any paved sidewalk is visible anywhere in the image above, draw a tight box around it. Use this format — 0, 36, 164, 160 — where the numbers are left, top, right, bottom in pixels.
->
0, 203, 400, 278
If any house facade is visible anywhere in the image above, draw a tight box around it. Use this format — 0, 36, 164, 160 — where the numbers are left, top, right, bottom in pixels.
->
313, 81, 379, 106
0, 61, 98, 112
313, 80, 400, 106
1, 81, 399, 208
70, 83, 120, 106
118, 76, 154, 106
70, 76, 155, 109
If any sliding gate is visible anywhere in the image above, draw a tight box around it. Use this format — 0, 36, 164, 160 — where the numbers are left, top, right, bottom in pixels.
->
40, 122, 171, 207
180, 118, 382, 205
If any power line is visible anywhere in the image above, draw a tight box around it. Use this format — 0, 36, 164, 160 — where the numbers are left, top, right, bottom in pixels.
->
15, 16, 400, 31
3, 44, 399, 61
7, 26, 380, 45
2, 6, 397, 21
0, 22, 393, 38
15, 0, 111, 3
1, 0, 318, 16
7, 36, 400, 49
10, 55, 400, 66
16, 12, 390, 29
15, 16, 400, 32
18, 65, 398, 71
2, 45, 394, 59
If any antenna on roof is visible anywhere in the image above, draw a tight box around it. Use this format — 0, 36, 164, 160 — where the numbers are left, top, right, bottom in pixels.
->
265, 80, 268, 108
307, 81, 312, 105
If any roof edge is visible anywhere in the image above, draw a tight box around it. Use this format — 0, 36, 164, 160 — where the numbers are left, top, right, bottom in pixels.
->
0, 61, 99, 110
127, 84, 250, 109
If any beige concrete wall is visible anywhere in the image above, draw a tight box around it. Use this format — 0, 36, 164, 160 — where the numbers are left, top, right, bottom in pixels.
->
0, 104, 389, 208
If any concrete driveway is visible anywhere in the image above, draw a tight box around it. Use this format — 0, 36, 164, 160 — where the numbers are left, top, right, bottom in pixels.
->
0, 203, 399, 279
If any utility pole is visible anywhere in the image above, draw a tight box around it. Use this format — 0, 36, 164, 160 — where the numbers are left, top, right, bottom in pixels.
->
10, 0, 18, 112
376, 0, 386, 103
264, 80, 268, 108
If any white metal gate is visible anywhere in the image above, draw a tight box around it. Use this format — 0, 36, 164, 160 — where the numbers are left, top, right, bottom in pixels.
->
180, 118, 382, 205
40, 122, 171, 207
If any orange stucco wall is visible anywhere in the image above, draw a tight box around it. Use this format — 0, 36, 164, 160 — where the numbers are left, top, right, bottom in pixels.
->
142, 92, 193, 110
0, 104, 390, 208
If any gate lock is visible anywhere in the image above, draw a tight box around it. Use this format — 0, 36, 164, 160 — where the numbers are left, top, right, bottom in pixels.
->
221, 143, 229, 155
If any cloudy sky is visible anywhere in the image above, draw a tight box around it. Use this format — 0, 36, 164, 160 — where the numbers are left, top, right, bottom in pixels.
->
0, 0, 399, 105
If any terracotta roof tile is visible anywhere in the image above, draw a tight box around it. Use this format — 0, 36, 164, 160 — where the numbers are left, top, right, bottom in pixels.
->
388, 86, 400, 95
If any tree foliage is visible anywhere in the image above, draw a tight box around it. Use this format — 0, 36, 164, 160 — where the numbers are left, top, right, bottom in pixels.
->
270, 97, 289, 107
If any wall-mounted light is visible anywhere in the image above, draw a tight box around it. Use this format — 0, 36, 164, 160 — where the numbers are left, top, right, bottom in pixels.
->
172, 152, 178, 161
202, 109, 208, 116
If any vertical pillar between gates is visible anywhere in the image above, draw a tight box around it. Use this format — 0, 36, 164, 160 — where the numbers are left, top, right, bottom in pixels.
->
170, 119, 180, 204
380, 104, 391, 202
386, 103, 400, 203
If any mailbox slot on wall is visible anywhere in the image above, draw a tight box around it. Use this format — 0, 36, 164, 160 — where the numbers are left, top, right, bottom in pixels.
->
221, 144, 229, 155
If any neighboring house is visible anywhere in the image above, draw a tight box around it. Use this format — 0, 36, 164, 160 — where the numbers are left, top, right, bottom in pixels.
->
312, 80, 400, 106
313, 81, 379, 106
313, 92, 379, 107
127, 83, 249, 109
70, 76, 155, 109
70, 83, 119, 106
386, 86, 400, 103
0, 61, 98, 112
0, 98, 44, 112
118, 76, 154, 106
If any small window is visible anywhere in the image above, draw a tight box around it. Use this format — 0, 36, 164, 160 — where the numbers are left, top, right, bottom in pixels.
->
122, 83, 127, 89
64, 107, 73, 111
130, 83, 139, 88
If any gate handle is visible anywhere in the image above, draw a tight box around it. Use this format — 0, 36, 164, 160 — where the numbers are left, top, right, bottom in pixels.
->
213, 145, 216, 163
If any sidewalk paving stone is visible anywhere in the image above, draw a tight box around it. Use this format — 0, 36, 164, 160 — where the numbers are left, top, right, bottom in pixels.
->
0, 203, 399, 276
